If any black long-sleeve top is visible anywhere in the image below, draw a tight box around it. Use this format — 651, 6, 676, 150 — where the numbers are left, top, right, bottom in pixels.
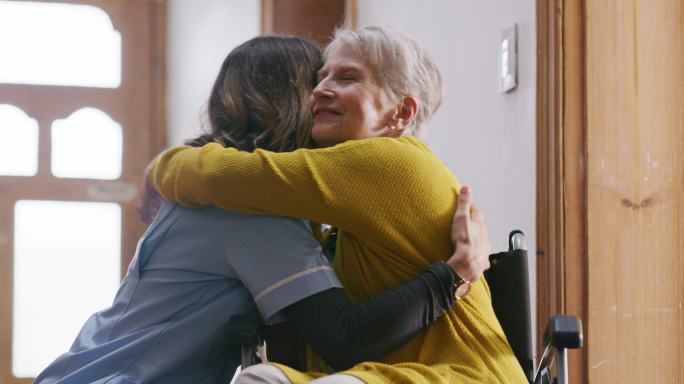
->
283, 262, 458, 371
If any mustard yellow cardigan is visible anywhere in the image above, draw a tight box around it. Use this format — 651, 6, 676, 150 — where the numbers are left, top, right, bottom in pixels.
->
151, 136, 527, 384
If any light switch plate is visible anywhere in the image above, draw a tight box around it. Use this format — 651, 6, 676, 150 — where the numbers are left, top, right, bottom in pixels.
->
500, 24, 518, 93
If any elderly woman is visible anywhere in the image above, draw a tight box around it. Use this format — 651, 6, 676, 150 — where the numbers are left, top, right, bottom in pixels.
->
151, 27, 527, 384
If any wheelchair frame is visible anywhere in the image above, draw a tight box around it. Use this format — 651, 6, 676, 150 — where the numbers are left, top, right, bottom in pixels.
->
227, 231, 583, 384
485, 231, 583, 384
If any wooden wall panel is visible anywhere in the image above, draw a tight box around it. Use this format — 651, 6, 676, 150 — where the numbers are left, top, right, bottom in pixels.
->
585, 0, 684, 382
261, 0, 351, 46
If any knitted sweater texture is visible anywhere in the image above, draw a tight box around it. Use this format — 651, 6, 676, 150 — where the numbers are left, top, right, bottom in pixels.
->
151, 136, 527, 384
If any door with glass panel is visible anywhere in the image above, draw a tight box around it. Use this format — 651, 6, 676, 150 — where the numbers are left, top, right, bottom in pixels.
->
0, 1, 165, 382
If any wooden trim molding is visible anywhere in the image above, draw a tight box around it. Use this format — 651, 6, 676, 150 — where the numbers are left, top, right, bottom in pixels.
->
148, 0, 167, 154
536, 0, 588, 382
344, 0, 357, 29
261, 0, 274, 36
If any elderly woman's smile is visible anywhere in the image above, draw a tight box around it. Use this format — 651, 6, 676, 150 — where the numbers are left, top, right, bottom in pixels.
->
312, 106, 341, 120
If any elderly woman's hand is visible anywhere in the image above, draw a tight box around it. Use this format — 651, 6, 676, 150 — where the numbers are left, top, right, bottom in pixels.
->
446, 186, 491, 282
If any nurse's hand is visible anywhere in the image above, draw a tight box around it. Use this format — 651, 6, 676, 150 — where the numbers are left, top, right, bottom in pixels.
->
136, 161, 164, 225
447, 186, 491, 282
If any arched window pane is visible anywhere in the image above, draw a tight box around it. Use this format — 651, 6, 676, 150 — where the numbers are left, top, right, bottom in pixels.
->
52, 108, 122, 180
0, 1, 121, 88
0, 104, 39, 176
12, 200, 121, 377
13, 200, 121, 378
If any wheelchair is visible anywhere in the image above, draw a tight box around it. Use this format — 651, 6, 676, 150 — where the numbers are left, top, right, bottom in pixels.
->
227, 231, 583, 384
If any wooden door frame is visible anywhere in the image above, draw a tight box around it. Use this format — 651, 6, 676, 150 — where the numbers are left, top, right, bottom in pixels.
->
0, 1, 165, 382
536, 0, 587, 382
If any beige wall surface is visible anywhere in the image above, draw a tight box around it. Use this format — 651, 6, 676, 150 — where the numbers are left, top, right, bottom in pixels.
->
166, 0, 260, 146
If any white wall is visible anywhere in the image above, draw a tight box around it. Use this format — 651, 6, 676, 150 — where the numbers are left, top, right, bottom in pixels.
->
166, 0, 260, 146
356, 0, 537, 331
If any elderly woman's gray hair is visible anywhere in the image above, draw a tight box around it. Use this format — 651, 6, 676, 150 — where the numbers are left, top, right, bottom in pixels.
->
325, 26, 443, 135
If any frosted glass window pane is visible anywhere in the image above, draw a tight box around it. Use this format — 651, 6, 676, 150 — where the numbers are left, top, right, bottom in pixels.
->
0, 1, 121, 88
0, 104, 38, 176
52, 108, 122, 180
13, 200, 121, 378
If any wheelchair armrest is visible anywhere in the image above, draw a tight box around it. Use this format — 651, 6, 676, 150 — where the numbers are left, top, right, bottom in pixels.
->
227, 314, 263, 346
542, 315, 583, 350
533, 316, 583, 384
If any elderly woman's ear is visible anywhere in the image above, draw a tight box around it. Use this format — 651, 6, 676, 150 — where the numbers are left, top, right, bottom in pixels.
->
390, 96, 418, 134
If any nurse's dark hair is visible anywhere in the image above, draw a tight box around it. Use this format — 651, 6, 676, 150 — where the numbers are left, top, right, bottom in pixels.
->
185, 36, 322, 152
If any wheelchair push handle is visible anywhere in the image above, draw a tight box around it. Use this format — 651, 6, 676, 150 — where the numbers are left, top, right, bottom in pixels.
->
509, 230, 526, 251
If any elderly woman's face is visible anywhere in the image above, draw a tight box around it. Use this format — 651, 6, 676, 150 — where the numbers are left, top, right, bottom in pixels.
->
309, 44, 398, 147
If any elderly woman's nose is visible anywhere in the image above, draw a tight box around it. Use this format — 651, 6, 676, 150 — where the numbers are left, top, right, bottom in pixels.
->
312, 79, 333, 99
